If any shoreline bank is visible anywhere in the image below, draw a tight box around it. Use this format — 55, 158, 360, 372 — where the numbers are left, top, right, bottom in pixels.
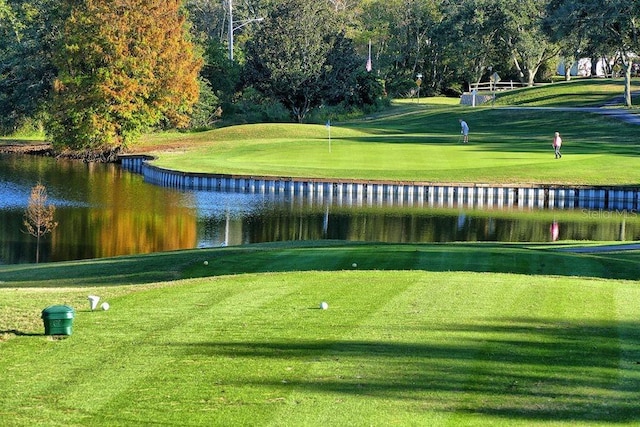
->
0, 142, 52, 155
120, 155, 640, 211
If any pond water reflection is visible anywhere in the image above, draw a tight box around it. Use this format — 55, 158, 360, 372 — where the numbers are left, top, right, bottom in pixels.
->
0, 154, 637, 264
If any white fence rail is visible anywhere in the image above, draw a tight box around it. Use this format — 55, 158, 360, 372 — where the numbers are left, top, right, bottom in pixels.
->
469, 81, 527, 92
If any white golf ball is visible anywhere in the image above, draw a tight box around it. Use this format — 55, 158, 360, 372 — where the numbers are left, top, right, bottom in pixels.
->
101, 302, 110, 311
352, 263, 357, 268
203, 260, 209, 266
320, 302, 329, 310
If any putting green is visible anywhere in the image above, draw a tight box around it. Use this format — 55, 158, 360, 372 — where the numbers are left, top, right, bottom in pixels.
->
142, 105, 640, 186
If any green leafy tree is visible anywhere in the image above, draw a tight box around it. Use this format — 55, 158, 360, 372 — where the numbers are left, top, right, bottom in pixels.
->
548, 0, 640, 106
186, 0, 267, 61
0, 0, 18, 34
244, 0, 358, 122
439, 0, 507, 89
357, 0, 444, 96
200, 39, 239, 118
320, 33, 361, 105
187, 78, 220, 129
498, 0, 559, 86
0, 0, 66, 134
350, 70, 386, 107
47, 0, 202, 152
23, 182, 57, 263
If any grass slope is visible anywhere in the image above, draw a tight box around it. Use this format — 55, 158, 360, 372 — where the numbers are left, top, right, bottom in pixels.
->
2, 243, 640, 425
3, 241, 640, 287
493, 79, 640, 107
135, 80, 640, 186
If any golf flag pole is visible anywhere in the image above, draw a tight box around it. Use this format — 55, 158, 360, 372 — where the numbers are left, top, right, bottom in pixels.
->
326, 119, 331, 153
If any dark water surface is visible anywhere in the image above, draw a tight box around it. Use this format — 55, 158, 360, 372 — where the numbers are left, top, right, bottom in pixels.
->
1, 154, 637, 264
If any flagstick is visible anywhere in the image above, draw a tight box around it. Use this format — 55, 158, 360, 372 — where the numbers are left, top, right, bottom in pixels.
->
327, 119, 331, 153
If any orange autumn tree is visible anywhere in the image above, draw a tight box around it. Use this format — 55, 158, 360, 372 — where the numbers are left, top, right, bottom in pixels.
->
47, 0, 202, 154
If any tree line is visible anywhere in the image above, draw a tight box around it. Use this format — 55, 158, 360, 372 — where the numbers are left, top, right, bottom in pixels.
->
0, 0, 638, 154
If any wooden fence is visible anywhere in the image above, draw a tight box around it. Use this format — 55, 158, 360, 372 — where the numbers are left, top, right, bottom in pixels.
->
468, 81, 527, 92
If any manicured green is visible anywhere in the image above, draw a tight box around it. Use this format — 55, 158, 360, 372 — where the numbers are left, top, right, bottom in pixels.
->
138, 79, 640, 186
2, 242, 640, 426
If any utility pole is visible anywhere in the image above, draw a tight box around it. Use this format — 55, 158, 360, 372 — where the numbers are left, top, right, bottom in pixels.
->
228, 0, 234, 61
228, 0, 263, 61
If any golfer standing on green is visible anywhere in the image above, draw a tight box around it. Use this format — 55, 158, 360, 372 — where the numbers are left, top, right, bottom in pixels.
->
459, 119, 469, 143
553, 131, 562, 159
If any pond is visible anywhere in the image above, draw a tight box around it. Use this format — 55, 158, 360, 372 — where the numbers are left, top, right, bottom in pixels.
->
1, 153, 638, 264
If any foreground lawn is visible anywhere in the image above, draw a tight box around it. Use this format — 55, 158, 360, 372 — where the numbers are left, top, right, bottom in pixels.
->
136, 80, 640, 186
2, 242, 640, 425
1, 273, 640, 425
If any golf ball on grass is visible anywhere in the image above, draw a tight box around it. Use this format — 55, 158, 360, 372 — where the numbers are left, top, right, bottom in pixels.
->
203, 260, 209, 266
320, 302, 329, 310
101, 302, 110, 311
352, 263, 357, 268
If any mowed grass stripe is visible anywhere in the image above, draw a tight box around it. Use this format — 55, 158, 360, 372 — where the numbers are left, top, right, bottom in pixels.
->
2, 271, 640, 425
85, 273, 416, 425
94, 278, 303, 425
1, 282, 235, 423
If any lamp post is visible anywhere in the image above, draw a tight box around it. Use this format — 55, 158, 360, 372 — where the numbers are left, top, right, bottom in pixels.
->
228, 0, 263, 61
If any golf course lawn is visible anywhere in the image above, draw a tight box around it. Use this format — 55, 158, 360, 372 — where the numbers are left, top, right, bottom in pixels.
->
141, 106, 640, 186
3, 80, 640, 425
2, 242, 640, 426
135, 80, 640, 186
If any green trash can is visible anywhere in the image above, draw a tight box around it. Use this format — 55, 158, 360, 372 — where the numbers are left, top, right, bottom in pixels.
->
41, 305, 75, 336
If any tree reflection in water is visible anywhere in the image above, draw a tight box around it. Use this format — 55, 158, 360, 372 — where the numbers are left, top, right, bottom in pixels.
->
0, 154, 638, 264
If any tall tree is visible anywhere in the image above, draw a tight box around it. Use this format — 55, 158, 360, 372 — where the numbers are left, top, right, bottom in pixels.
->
244, 0, 359, 122
23, 182, 57, 263
0, 0, 18, 34
544, 0, 594, 82
358, 0, 444, 96
0, 0, 66, 134
549, 0, 640, 106
439, 0, 506, 89
200, 39, 239, 117
320, 33, 362, 105
47, 0, 202, 153
499, 0, 559, 86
